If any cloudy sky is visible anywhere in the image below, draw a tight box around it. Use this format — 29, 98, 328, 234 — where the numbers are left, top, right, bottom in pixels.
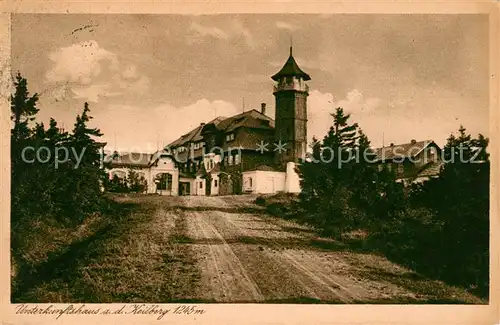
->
11, 14, 489, 152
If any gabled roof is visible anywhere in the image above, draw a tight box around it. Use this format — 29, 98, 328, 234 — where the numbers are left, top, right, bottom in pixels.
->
271, 47, 311, 81
373, 140, 439, 162
166, 109, 274, 150
106, 149, 177, 168
168, 116, 225, 148
216, 109, 274, 132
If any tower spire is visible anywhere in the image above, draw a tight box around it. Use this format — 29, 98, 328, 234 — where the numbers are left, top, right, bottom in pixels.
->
289, 36, 293, 56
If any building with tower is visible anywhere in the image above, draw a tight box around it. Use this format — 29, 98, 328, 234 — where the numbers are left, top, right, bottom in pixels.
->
106, 47, 312, 195
272, 46, 310, 166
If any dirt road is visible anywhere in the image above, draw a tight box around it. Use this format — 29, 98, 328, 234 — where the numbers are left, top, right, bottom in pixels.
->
110, 194, 482, 304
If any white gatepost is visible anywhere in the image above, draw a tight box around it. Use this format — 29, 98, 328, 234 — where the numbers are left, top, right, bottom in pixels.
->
285, 162, 301, 193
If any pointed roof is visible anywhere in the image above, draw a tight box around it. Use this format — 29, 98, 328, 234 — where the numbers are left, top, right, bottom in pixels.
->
271, 46, 311, 81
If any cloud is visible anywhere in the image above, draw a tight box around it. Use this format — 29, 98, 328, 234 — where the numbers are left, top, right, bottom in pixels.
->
46, 40, 118, 85
276, 21, 298, 31
307, 89, 383, 144
189, 22, 229, 39
44, 41, 150, 103
307, 90, 335, 142
72, 84, 121, 103
45, 84, 71, 103
332, 89, 382, 114
96, 98, 240, 152
186, 19, 255, 49
231, 20, 255, 49
122, 64, 139, 80
113, 73, 150, 95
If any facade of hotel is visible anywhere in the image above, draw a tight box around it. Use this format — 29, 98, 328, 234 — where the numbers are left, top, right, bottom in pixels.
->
106, 47, 311, 195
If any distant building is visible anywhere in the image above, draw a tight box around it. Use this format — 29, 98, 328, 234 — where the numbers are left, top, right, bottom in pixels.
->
373, 139, 444, 185
106, 46, 311, 195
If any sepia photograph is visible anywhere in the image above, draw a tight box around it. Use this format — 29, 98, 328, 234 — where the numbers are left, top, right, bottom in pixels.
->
7, 11, 493, 309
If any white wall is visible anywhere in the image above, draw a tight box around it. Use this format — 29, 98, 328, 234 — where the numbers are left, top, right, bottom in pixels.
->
211, 174, 220, 196
194, 176, 206, 196
242, 171, 258, 193
242, 171, 286, 194
150, 157, 179, 195
285, 162, 301, 193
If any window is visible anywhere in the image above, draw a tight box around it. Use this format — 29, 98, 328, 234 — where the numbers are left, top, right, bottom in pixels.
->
226, 133, 235, 142
228, 155, 233, 165
193, 142, 204, 150
397, 164, 404, 174
424, 147, 437, 164
249, 177, 253, 188
387, 164, 393, 172
377, 164, 383, 172
234, 154, 240, 165
157, 173, 173, 190
199, 181, 203, 189
214, 179, 218, 187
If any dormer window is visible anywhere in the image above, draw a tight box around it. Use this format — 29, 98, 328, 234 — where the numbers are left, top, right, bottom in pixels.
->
193, 142, 204, 150
226, 133, 235, 142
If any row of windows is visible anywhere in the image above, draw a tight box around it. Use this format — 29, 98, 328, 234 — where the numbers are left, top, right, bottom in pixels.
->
378, 163, 404, 174
224, 154, 240, 166
180, 154, 239, 172
193, 141, 206, 150
174, 142, 206, 154
175, 134, 236, 153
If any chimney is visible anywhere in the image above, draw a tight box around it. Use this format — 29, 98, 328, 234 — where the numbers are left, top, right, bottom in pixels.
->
261, 102, 267, 115
411, 139, 416, 144
200, 122, 205, 126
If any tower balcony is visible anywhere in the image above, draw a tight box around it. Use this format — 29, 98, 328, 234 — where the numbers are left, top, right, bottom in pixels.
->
273, 79, 309, 93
